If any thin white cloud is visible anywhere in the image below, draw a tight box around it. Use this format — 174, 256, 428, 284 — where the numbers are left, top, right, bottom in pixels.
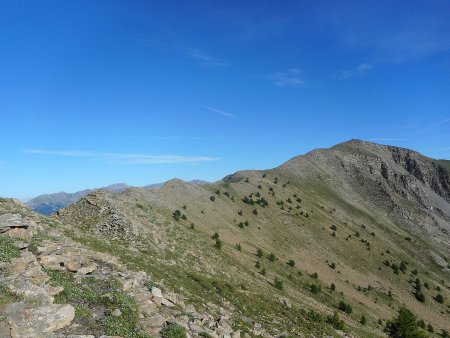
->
368, 138, 408, 142
203, 105, 237, 119
412, 117, 450, 135
185, 48, 229, 67
337, 63, 372, 79
268, 68, 303, 87
24, 149, 218, 164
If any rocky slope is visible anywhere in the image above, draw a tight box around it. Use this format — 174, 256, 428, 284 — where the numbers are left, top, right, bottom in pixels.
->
0, 198, 238, 337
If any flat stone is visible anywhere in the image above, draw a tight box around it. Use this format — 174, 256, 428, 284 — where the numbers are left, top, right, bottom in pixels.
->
161, 298, 175, 307
6, 303, 75, 336
112, 308, 122, 317
138, 300, 157, 316
184, 304, 197, 314
39, 255, 65, 271
66, 261, 82, 272
142, 313, 166, 328
13, 240, 30, 249
151, 287, 162, 298
77, 262, 97, 275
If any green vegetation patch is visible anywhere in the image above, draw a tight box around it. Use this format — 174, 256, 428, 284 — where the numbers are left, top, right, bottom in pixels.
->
0, 236, 21, 262
0, 283, 20, 308
47, 270, 149, 337
161, 322, 187, 338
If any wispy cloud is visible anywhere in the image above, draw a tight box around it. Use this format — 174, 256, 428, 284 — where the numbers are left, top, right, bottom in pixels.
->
412, 117, 450, 135
24, 149, 218, 164
368, 138, 408, 142
185, 48, 229, 67
203, 105, 237, 119
268, 68, 303, 87
337, 63, 372, 79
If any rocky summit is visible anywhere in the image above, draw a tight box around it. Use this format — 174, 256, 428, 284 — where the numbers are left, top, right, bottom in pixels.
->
1, 140, 449, 337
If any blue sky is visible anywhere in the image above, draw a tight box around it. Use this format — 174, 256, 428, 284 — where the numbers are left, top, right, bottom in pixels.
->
1, 0, 449, 198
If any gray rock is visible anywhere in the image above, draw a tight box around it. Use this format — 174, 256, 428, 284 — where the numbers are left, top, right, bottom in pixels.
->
112, 308, 122, 317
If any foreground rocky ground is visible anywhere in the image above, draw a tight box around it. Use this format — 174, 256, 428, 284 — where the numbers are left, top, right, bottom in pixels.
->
0, 208, 242, 338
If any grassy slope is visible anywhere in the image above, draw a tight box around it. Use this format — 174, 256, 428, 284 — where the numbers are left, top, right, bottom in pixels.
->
58, 168, 450, 336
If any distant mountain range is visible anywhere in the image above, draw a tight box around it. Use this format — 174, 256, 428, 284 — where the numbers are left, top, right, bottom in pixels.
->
26, 181, 208, 215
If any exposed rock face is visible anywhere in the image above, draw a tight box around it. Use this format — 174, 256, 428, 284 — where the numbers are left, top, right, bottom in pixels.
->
0, 214, 41, 240
277, 139, 450, 250
388, 146, 450, 201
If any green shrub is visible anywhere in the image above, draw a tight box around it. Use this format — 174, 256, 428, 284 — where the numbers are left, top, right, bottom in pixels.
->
287, 259, 295, 267
256, 249, 263, 258
161, 323, 186, 338
209, 195, 215, 202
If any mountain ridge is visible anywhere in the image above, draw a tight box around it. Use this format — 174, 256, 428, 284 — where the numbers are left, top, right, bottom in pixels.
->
53, 139, 450, 336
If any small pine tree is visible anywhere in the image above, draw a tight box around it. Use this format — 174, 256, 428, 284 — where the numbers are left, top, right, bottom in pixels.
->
252, 209, 258, 215
210, 195, 215, 202
310, 284, 321, 294
268, 253, 276, 262
235, 243, 242, 251
260, 268, 266, 276
173, 210, 182, 221
274, 278, 284, 290
256, 249, 263, 257
330, 283, 336, 291
287, 259, 295, 267
434, 293, 444, 303
385, 307, 427, 338
338, 301, 353, 314
211, 232, 219, 240
255, 260, 261, 269
214, 239, 223, 250
327, 311, 345, 330
360, 315, 367, 325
